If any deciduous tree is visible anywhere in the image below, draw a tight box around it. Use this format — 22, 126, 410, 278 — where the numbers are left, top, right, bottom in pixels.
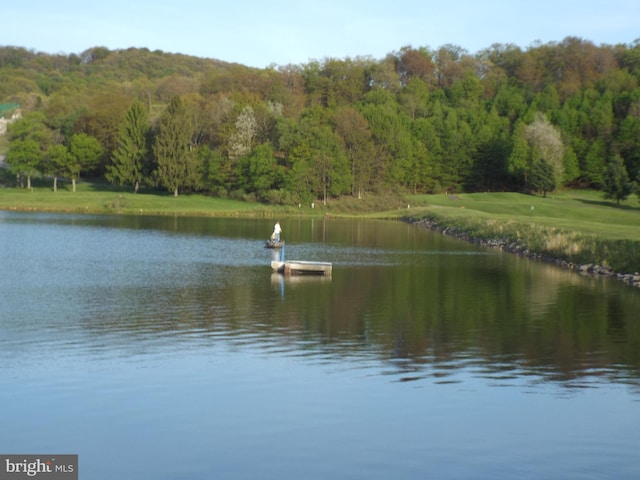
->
334, 106, 375, 198
44, 144, 69, 191
5, 112, 51, 189
228, 106, 258, 161
68, 133, 104, 192
5, 138, 40, 189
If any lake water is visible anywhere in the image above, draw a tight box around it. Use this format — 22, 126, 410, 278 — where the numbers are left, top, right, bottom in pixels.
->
1, 211, 639, 479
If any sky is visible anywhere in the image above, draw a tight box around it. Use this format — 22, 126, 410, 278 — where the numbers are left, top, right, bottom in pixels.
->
4, 0, 640, 68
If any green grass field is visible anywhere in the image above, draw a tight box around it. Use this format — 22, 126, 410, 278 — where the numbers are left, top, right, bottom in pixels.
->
403, 190, 640, 274
0, 180, 280, 216
405, 190, 640, 240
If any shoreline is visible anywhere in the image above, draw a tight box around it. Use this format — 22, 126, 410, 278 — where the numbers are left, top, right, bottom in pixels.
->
408, 217, 640, 289
2, 198, 639, 289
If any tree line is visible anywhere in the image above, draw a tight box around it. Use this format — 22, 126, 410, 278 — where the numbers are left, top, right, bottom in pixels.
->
1, 37, 640, 204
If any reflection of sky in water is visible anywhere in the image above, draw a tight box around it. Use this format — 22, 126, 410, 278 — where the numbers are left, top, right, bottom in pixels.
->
283, 243, 494, 267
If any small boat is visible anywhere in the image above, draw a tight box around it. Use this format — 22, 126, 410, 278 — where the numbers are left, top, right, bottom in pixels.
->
271, 260, 332, 276
264, 239, 285, 248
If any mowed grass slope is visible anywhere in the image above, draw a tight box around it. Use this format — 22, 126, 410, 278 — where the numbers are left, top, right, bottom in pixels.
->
405, 190, 640, 274
407, 190, 640, 240
0, 181, 276, 216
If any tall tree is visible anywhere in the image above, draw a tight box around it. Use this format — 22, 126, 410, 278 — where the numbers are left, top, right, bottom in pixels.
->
5, 138, 40, 189
615, 103, 640, 182
507, 120, 531, 189
68, 133, 104, 192
228, 106, 258, 161
524, 113, 565, 189
529, 157, 556, 196
398, 77, 430, 120
277, 109, 349, 203
438, 108, 475, 190
43, 143, 69, 192
310, 125, 350, 204
603, 154, 633, 205
235, 143, 279, 199
107, 100, 151, 193
529, 114, 564, 170
583, 139, 607, 187
334, 106, 375, 198
76, 93, 131, 175
201, 145, 232, 195
396, 46, 435, 86
5, 112, 51, 189
153, 95, 199, 196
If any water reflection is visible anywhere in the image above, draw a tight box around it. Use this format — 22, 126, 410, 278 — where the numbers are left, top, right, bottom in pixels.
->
3, 211, 640, 480
1, 211, 639, 392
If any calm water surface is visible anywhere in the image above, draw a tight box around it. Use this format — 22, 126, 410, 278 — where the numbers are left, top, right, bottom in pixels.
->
1, 211, 639, 479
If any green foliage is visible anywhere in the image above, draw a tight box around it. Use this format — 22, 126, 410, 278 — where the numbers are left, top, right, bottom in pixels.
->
5, 138, 40, 188
528, 158, 556, 196
615, 106, 640, 181
583, 139, 607, 187
69, 133, 103, 177
1, 40, 640, 202
106, 100, 151, 192
235, 143, 279, 198
43, 144, 69, 191
603, 154, 634, 205
153, 95, 200, 196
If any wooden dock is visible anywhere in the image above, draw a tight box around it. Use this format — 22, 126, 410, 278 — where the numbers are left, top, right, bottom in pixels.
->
271, 260, 332, 276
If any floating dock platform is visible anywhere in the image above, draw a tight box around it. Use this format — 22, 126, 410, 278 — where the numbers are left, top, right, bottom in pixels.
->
271, 260, 332, 276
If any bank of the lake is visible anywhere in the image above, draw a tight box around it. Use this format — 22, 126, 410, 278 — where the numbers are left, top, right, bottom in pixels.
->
406, 215, 640, 288
403, 190, 640, 289
1, 184, 639, 287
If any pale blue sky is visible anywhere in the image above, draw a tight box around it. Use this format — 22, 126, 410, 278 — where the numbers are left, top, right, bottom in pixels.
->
4, 0, 639, 68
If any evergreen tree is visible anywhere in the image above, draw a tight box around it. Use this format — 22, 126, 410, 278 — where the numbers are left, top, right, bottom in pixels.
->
107, 100, 150, 193
528, 157, 556, 197
603, 154, 633, 205
583, 139, 607, 187
507, 121, 530, 189
153, 95, 200, 196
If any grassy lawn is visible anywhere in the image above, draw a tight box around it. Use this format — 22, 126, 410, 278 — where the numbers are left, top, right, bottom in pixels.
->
405, 190, 640, 240
0, 180, 284, 217
404, 190, 640, 274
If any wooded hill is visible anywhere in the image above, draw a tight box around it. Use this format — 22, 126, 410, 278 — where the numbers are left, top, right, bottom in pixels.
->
1, 38, 640, 204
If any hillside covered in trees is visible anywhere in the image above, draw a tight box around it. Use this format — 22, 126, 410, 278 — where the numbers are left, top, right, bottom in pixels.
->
1, 38, 640, 204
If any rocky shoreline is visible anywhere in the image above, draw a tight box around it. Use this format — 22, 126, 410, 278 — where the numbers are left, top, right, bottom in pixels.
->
409, 217, 640, 289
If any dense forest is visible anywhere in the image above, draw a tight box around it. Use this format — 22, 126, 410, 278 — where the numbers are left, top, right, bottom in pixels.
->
1, 37, 640, 204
